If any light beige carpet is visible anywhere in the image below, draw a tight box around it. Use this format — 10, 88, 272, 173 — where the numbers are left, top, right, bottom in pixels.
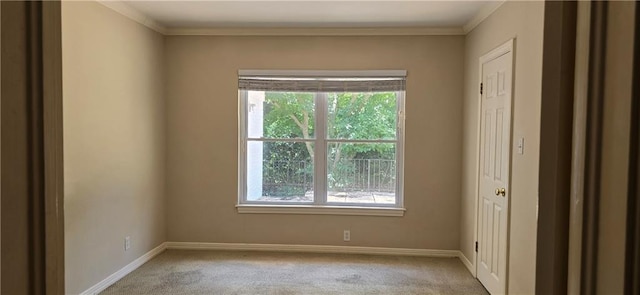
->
101, 250, 488, 295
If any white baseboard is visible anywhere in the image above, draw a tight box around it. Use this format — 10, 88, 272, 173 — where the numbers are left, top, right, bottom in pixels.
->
80, 243, 167, 295
165, 241, 460, 258
458, 252, 475, 277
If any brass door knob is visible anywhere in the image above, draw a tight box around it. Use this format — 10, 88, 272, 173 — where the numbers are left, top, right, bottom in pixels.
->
495, 188, 506, 196
495, 188, 500, 196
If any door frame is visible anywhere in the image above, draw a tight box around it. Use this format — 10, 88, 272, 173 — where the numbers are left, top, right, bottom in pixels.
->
625, 3, 640, 293
42, 1, 65, 293
535, 2, 578, 293
473, 38, 515, 293
1, 1, 64, 293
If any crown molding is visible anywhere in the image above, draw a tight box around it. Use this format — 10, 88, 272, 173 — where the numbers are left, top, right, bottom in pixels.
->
95, 0, 500, 37
96, 0, 167, 35
463, 0, 506, 34
165, 26, 465, 36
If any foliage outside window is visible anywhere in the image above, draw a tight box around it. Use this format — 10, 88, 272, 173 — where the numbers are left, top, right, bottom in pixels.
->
239, 71, 405, 207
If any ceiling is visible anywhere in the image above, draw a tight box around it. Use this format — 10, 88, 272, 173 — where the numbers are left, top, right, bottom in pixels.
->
121, 1, 501, 30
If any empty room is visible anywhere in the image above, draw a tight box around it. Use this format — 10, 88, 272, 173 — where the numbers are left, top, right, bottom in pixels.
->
2, 1, 639, 294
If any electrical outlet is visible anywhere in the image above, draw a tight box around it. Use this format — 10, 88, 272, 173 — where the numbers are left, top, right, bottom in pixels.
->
125, 236, 131, 251
343, 230, 350, 242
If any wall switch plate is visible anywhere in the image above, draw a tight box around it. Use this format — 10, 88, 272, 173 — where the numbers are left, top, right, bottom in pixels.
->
517, 137, 525, 155
343, 230, 350, 242
125, 236, 131, 251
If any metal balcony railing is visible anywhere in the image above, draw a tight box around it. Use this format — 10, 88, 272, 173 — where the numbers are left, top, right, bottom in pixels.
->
262, 159, 395, 196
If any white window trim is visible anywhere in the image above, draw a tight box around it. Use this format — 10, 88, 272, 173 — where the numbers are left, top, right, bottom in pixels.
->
237, 74, 406, 216
236, 204, 406, 217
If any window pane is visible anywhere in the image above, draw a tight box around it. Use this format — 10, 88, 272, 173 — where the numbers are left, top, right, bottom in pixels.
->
247, 91, 315, 139
327, 92, 397, 140
327, 143, 396, 204
247, 141, 314, 202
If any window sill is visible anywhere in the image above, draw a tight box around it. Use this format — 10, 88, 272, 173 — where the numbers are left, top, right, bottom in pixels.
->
236, 204, 406, 217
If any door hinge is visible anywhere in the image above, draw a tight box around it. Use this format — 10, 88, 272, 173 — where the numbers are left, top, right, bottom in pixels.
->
480, 83, 483, 95
475, 241, 478, 252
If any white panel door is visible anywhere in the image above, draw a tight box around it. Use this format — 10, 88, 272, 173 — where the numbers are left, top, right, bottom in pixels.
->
477, 49, 512, 295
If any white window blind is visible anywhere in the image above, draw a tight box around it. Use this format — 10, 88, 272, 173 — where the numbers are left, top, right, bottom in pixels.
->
238, 70, 406, 93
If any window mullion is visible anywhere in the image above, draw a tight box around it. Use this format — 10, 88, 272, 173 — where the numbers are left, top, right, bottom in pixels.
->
314, 92, 328, 205
396, 91, 405, 208
239, 90, 248, 204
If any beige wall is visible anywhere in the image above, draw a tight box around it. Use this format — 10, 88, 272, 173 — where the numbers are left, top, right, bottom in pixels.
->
460, 2, 544, 294
62, 2, 166, 294
165, 35, 464, 249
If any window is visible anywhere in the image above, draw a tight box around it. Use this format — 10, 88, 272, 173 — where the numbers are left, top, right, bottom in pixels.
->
238, 70, 405, 211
